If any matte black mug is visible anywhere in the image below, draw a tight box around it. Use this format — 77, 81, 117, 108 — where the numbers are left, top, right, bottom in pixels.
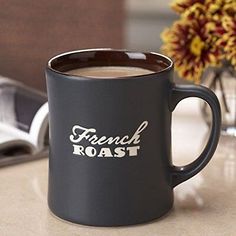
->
46, 49, 221, 226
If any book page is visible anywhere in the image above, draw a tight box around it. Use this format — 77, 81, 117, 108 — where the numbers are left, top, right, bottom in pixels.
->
0, 77, 47, 154
0, 82, 17, 127
29, 102, 49, 150
0, 78, 47, 133
0, 123, 35, 155
14, 86, 47, 133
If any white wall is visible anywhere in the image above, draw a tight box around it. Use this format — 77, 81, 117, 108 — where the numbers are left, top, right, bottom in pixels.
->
125, 0, 178, 51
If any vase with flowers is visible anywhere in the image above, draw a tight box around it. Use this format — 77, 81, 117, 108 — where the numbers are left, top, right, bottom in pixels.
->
161, 0, 236, 136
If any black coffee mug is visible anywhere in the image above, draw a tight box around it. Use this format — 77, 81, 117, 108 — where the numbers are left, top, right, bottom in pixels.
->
46, 49, 221, 226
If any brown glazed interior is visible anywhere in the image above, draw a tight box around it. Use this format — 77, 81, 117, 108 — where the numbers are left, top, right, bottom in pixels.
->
48, 49, 173, 76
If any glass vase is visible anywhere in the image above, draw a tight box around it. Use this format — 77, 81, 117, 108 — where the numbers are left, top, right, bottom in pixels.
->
201, 63, 236, 136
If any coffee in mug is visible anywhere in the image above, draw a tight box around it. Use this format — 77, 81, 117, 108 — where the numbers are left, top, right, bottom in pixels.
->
67, 66, 154, 78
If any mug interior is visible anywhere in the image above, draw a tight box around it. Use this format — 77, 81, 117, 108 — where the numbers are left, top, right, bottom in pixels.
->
48, 49, 173, 76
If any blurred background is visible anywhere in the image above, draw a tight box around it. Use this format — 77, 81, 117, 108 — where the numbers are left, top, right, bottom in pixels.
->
126, 0, 177, 51
1, 0, 235, 136
0, 0, 177, 91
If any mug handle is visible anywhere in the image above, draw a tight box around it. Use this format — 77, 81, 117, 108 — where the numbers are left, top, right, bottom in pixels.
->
170, 85, 221, 187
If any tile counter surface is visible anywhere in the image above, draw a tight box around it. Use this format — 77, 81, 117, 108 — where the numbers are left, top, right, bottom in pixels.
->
0, 100, 235, 236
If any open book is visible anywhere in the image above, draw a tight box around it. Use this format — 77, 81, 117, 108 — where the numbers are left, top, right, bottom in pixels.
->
0, 76, 48, 166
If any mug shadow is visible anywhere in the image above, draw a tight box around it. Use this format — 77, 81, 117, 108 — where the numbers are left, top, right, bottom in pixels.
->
46, 205, 174, 229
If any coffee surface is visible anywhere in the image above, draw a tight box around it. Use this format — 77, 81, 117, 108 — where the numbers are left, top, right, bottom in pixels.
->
67, 66, 154, 78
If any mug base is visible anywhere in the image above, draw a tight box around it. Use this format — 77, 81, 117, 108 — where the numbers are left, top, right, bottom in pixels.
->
48, 204, 173, 227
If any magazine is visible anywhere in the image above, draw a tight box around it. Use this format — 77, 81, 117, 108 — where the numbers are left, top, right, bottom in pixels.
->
0, 76, 48, 166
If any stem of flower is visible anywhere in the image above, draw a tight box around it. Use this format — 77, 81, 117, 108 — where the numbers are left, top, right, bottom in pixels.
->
218, 72, 230, 113
202, 71, 217, 117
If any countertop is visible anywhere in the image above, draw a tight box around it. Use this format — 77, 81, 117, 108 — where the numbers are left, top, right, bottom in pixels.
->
0, 99, 235, 236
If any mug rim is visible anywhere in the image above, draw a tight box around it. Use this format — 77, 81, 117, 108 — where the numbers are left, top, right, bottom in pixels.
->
47, 48, 174, 80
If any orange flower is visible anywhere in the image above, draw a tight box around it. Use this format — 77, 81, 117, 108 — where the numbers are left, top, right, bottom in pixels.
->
161, 18, 221, 83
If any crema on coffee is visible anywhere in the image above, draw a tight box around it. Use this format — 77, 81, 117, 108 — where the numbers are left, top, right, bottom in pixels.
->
67, 66, 154, 78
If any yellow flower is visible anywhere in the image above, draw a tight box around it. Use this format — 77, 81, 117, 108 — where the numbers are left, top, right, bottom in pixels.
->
190, 36, 205, 56
222, 16, 236, 68
223, 0, 236, 16
172, 0, 236, 19
181, 3, 206, 19
164, 0, 236, 83
171, 0, 204, 14
161, 18, 221, 83
205, 0, 236, 21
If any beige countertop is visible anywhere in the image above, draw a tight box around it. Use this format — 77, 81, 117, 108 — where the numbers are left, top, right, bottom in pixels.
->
0, 99, 235, 236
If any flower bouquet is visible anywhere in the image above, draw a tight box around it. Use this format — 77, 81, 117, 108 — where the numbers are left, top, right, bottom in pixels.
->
161, 0, 236, 135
